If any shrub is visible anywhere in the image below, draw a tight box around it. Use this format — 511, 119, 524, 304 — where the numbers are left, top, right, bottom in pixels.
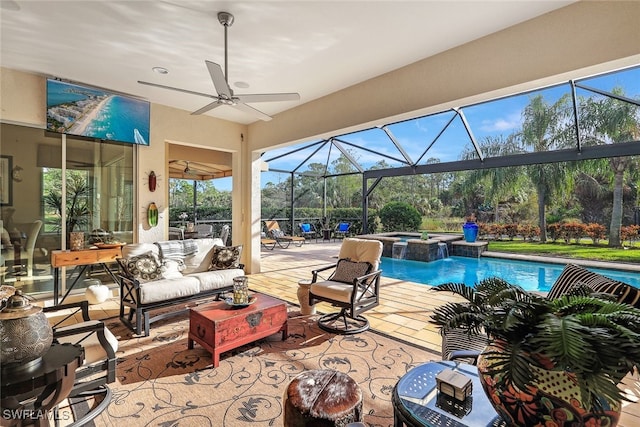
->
585, 223, 606, 244
379, 202, 422, 232
621, 225, 640, 246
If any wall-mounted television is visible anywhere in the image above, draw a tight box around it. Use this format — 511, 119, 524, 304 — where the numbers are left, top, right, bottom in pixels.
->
46, 78, 150, 146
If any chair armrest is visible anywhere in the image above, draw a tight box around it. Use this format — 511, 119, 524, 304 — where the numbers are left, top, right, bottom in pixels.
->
44, 300, 91, 328
311, 263, 338, 282
354, 269, 382, 284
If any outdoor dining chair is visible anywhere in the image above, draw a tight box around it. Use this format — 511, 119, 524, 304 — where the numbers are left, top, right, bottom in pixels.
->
298, 222, 318, 242
333, 222, 351, 241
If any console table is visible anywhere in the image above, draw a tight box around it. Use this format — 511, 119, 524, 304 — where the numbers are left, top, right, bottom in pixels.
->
392, 360, 506, 427
51, 247, 122, 305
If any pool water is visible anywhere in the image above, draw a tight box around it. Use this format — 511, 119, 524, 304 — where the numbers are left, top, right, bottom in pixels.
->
380, 256, 640, 292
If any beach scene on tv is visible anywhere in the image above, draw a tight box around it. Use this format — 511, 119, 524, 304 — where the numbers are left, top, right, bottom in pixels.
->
46, 79, 150, 145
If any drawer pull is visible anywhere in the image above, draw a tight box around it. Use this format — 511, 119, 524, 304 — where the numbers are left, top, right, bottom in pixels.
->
197, 324, 207, 339
246, 312, 263, 328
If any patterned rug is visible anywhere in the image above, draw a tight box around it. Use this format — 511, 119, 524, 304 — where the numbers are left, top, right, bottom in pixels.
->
93, 304, 440, 427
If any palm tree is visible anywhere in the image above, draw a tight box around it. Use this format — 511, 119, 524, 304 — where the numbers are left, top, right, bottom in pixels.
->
579, 88, 640, 247
520, 94, 574, 242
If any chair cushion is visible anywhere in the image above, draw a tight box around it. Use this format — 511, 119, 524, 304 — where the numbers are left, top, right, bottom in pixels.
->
301, 223, 311, 233
310, 280, 356, 303
210, 245, 243, 270
338, 238, 383, 271
547, 263, 639, 307
124, 252, 162, 282
55, 320, 118, 364
332, 259, 372, 284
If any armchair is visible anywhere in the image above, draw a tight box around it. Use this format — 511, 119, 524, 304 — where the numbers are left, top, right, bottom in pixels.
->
2, 220, 43, 277
308, 238, 383, 334
44, 300, 117, 422
195, 223, 213, 238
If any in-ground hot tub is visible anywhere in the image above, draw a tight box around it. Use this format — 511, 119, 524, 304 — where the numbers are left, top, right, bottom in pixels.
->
359, 232, 487, 261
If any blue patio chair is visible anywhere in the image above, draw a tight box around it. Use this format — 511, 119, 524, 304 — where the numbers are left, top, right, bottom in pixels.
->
333, 222, 351, 241
298, 222, 318, 242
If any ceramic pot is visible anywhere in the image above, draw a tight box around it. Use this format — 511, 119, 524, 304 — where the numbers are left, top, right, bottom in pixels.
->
0, 290, 53, 369
462, 221, 479, 243
477, 344, 621, 426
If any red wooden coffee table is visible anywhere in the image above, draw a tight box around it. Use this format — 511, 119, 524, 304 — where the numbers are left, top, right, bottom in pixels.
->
187, 293, 288, 367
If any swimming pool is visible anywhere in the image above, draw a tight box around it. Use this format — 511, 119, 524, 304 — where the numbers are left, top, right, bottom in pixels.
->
380, 256, 640, 292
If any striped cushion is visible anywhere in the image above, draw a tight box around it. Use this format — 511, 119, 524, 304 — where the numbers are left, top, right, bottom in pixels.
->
548, 263, 640, 308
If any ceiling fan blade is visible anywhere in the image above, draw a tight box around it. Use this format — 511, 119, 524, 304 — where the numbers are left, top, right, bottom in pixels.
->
236, 93, 301, 103
232, 102, 273, 122
138, 80, 217, 99
191, 100, 224, 115
205, 61, 232, 99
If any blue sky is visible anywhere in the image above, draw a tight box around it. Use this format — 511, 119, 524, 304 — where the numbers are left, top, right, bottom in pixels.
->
208, 65, 640, 192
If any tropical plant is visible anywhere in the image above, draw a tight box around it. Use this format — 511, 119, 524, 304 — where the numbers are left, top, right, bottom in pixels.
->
430, 277, 640, 413
43, 173, 91, 235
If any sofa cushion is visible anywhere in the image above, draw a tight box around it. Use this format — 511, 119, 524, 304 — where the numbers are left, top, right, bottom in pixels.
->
181, 238, 224, 274
191, 268, 245, 292
125, 252, 163, 283
210, 245, 243, 270
138, 276, 201, 304
547, 264, 639, 307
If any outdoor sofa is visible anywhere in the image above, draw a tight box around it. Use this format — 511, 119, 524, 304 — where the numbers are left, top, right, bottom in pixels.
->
118, 237, 244, 336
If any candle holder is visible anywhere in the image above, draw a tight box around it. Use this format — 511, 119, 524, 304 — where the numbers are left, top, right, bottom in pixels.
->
232, 276, 249, 305
69, 231, 85, 251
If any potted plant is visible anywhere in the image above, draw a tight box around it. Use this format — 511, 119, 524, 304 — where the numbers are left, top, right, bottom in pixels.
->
430, 277, 640, 426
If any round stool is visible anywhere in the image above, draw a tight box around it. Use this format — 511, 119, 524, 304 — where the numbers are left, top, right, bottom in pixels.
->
297, 280, 316, 315
284, 369, 363, 427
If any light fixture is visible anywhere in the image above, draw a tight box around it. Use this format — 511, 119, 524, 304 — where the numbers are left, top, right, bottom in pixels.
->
152, 67, 169, 75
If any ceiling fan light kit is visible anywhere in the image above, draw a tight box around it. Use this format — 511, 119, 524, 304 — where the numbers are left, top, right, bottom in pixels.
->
138, 11, 299, 121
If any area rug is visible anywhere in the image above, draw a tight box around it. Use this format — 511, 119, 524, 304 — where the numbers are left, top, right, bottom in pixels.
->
93, 304, 440, 427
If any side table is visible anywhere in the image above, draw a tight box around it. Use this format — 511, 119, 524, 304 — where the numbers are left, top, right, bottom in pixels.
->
0, 343, 84, 427
297, 280, 316, 315
392, 360, 506, 427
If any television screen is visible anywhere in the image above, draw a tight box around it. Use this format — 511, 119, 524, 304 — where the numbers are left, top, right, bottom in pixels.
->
46, 78, 150, 145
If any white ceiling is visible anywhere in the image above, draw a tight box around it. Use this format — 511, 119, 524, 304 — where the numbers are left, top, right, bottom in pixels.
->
1, 0, 575, 125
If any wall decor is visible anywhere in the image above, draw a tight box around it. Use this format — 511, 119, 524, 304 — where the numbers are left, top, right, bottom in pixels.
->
147, 202, 158, 227
0, 155, 13, 206
148, 171, 156, 192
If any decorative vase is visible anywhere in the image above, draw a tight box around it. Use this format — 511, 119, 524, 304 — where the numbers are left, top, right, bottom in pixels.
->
232, 276, 249, 304
462, 221, 479, 243
477, 344, 621, 427
69, 231, 85, 250
0, 290, 53, 370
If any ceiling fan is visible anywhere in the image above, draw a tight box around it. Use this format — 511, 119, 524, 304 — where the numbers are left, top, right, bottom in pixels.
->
138, 11, 300, 121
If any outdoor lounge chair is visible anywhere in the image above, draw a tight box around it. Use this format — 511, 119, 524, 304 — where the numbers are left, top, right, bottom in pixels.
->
264, 220, 305, 248
333, 222, 351, 241
195, 223, 213, 238
298, 222, 318, 242
439, 263, 640, 365
308, 237, 383, 334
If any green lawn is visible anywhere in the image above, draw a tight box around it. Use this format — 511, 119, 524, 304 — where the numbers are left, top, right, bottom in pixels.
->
486, 240, 640, 263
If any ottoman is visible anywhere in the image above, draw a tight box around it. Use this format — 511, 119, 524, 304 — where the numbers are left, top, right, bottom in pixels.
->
284, 369, 363, 427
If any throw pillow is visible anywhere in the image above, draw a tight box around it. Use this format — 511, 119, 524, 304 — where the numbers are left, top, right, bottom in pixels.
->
210, 245, 243, 270
331, 258, 372, 284
161, 259, 185, 279
125, 252, 163, 282
301, 224, 311, 233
